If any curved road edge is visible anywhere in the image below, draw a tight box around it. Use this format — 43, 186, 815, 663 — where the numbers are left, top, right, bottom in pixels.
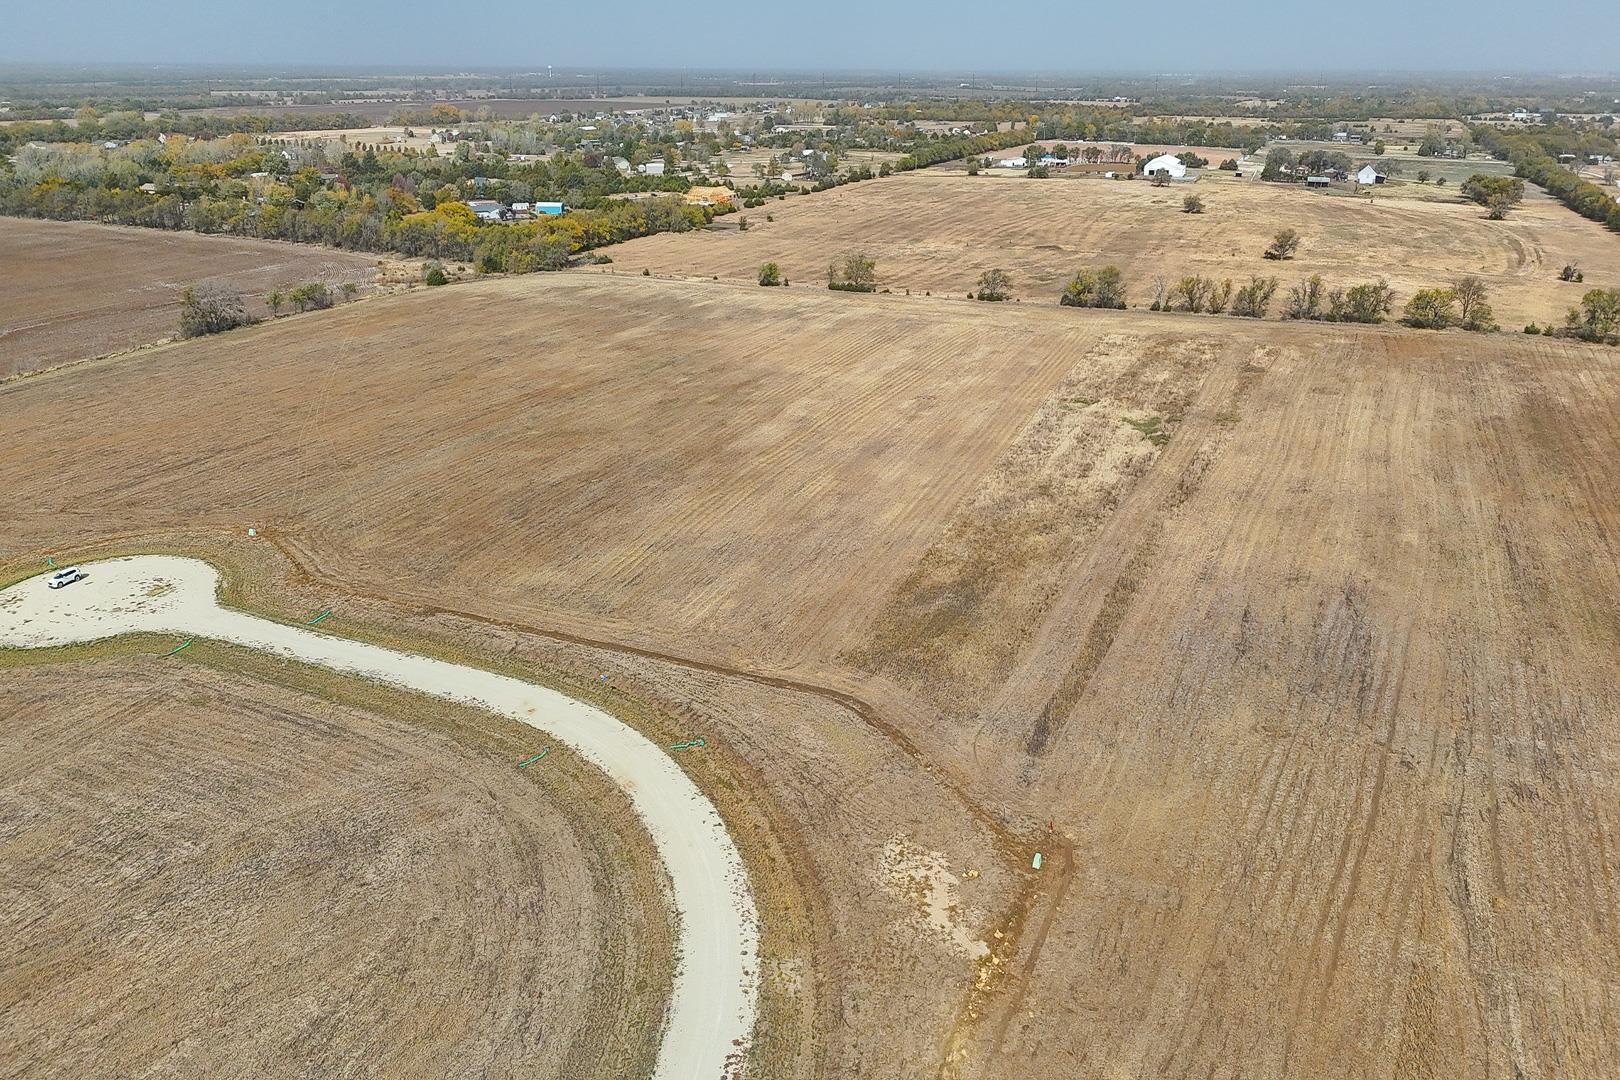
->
0, 555, 759, 1080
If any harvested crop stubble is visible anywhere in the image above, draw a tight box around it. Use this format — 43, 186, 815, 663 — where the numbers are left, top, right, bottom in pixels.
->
0, 653, 671, 1080
0, 217, 377, 378
598, 171, 1619, 327
9, 264, 1620, 1077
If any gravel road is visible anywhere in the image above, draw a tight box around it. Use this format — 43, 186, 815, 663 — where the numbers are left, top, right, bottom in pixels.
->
0, 555, 758, 1080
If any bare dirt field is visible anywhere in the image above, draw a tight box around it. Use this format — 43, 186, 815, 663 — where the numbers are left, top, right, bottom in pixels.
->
0, 274, 1040, 1078
0, 218, 379, 378
602, 170, 1617, 328
6, 268, 1620, 1077
0, 648, 671, 1079
852, 319, 1620, 1077
1, 274, 1110, 674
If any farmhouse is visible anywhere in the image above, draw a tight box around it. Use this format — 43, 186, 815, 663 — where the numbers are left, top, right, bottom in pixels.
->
1356, 164, 1386, 185
467, 199, 506, 221
1142, 153, 1189, 180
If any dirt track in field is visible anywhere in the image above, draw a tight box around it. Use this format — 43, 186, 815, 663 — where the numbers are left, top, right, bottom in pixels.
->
600, 170, 1618, 328
7, 264, 1620, 1077
0, 654, 672, 1080
0, 218, 378, 378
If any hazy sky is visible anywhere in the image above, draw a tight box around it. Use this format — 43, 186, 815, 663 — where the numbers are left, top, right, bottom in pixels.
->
5, 0, 1616, 74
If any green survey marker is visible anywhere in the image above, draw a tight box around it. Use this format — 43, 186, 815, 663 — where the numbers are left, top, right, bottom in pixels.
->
164, 639, 194, 657
518, 748, 551, 769
306, 609, 333, 625
670, 737, 707, 751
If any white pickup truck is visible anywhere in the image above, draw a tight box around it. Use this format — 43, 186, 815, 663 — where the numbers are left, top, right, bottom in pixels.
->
46, 566, 85, 589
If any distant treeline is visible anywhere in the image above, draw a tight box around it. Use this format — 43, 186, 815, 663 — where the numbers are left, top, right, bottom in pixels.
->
0, 111, 371, 153
1030, 113, 1267, 152
892, 128, 1031, 169
1, 168, 710, 270
855, 102, 1268, 152
1472, 125, 1620, 233
860, 94, 1617, 125
0, 132, 713, 270
0, 102, 1034, 272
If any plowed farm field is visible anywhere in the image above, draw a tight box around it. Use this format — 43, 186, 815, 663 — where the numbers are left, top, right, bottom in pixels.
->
6, 267, 1620, 1078
853, 319, 1620, 1078
0, 650, 671, 1079
0, 217, 378, 378
601, 170, 1618, 328
1, 274, 1133, 673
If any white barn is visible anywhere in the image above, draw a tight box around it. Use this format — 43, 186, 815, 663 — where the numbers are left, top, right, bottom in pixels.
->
1356, 164, 1386, 185
1142, 153, 1188, 179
